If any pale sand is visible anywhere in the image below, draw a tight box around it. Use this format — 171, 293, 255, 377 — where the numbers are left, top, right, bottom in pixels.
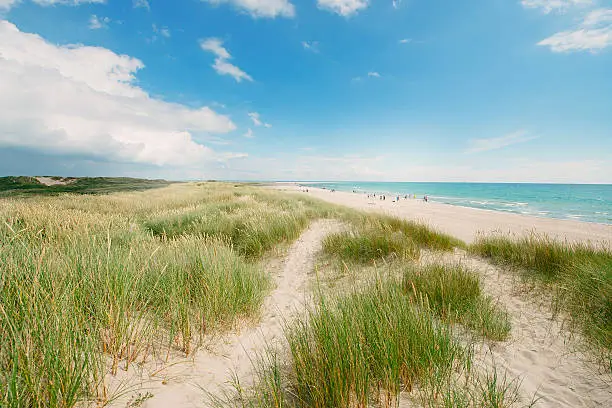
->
35, 176, 75, 186
274, 184, 612, 246
419, 250, 612, 407
109, 219, 343, 408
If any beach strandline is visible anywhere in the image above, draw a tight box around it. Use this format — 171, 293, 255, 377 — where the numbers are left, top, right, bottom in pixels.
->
273, 184, 612, 246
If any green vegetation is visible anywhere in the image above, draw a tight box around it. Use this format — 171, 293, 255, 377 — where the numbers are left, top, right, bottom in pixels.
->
0, 180, 494, 407
286, 281, 463, 407
323, 228, 420, 264
470, 234, 612, 364
0, 176, 171, 197
0, 182, 341, 406
322, 214, 462, 265
217, 264, 513, 408
404, 264, 511, 341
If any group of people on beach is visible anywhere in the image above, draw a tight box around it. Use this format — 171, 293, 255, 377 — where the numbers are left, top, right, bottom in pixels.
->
366, 192, 429, 203
300, 186, 430, 203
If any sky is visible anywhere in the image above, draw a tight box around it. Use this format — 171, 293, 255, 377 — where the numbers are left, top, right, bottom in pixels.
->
0, 0, 611, 183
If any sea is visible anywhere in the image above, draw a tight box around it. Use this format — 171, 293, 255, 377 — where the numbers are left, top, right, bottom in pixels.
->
298, 182, 612, 225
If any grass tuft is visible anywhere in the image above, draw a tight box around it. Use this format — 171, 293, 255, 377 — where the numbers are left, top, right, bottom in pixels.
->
403, 263, 511, 341
470, 234, 612, 364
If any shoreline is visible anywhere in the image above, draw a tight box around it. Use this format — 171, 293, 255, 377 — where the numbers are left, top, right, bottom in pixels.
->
293, 182, 611, 227
272, 183, 612, 245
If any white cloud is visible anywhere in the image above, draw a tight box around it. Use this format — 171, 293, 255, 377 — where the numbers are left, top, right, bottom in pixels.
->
392, 0, 400, 9
133, 0, 149, 10
302, 41, 319, 52
0, 21, 239, 167
212, 58, 253, 82
243, 128, 254, 138
153, 24, 171, 38
538, 8, 612, 52
89, 15, 110, 30
521, 0, 593, 14
399, 38, 412, 44
1, 0, 105, 11
0, 0, 19, 11
467, 130, 538, 153
32, 0, 106, 5
200, 38, 253, 82
200, 38, 231, 59
248, 112, 262, 126
203, 0, 295, 18
317, 0, 368, 16
248, 112, 271, 127
367, 71, 381, 77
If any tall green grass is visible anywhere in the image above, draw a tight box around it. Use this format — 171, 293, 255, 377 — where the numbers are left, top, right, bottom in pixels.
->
470, 234, 612, 364
404, 264, 511, 341
350, 214, 463, 251
287, 280, 465, 407
216, 263, 513, 408
321, 213, 463, 265
323, 228, 420, 264
1, 183, 332, 407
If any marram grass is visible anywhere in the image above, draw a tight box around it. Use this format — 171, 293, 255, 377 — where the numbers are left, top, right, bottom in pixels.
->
403, 264, 511, 341
0, 181, 471, 407
470, 233, 612, 367
0, 182, 338, 407
216, 264, 514, 408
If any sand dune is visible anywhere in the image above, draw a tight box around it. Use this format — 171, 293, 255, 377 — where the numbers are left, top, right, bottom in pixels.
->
108, 185, 610, 407
110, 220, 343, 408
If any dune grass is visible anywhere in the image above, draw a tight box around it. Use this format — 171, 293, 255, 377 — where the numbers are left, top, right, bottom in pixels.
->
322, 228, 421, 264
403, 264, 511, 341
0, 176, 172, 197
217, 263, 513, 408
0, 182, 342, 407
260, 278, 466, 408
322, 214, 463, 265
470, 234, 612, 365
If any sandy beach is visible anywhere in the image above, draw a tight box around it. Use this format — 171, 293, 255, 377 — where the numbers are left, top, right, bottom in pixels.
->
273, 184, 612, 246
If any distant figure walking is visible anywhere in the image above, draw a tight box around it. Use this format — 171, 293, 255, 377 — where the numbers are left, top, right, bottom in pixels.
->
424, 195, 429, 202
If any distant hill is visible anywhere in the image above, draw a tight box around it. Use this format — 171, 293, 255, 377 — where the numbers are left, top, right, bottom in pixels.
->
0, 176, 172, 197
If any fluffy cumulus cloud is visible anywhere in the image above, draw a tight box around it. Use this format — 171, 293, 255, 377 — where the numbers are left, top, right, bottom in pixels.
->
538, 8, 612, 52
203, 0, 294, 18
521, 0, 593, 14
317, 0, 368, 16
200, 38, 253, 82
0, 21, 240, 167
466, 130, 538, 153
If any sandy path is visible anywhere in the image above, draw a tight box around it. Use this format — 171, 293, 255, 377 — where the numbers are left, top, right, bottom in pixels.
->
423, 251, 612, 408
136, 219, 343, 408
272, 185, 612, 246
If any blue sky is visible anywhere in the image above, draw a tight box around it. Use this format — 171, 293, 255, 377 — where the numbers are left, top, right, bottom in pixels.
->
0, 0, 610, 182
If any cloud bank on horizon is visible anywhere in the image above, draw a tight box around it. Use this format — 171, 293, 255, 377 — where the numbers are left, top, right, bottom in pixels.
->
0, 0, 610, 183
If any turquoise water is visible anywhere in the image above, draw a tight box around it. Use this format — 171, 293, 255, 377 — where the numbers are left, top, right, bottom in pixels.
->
300, 182, 612, 225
